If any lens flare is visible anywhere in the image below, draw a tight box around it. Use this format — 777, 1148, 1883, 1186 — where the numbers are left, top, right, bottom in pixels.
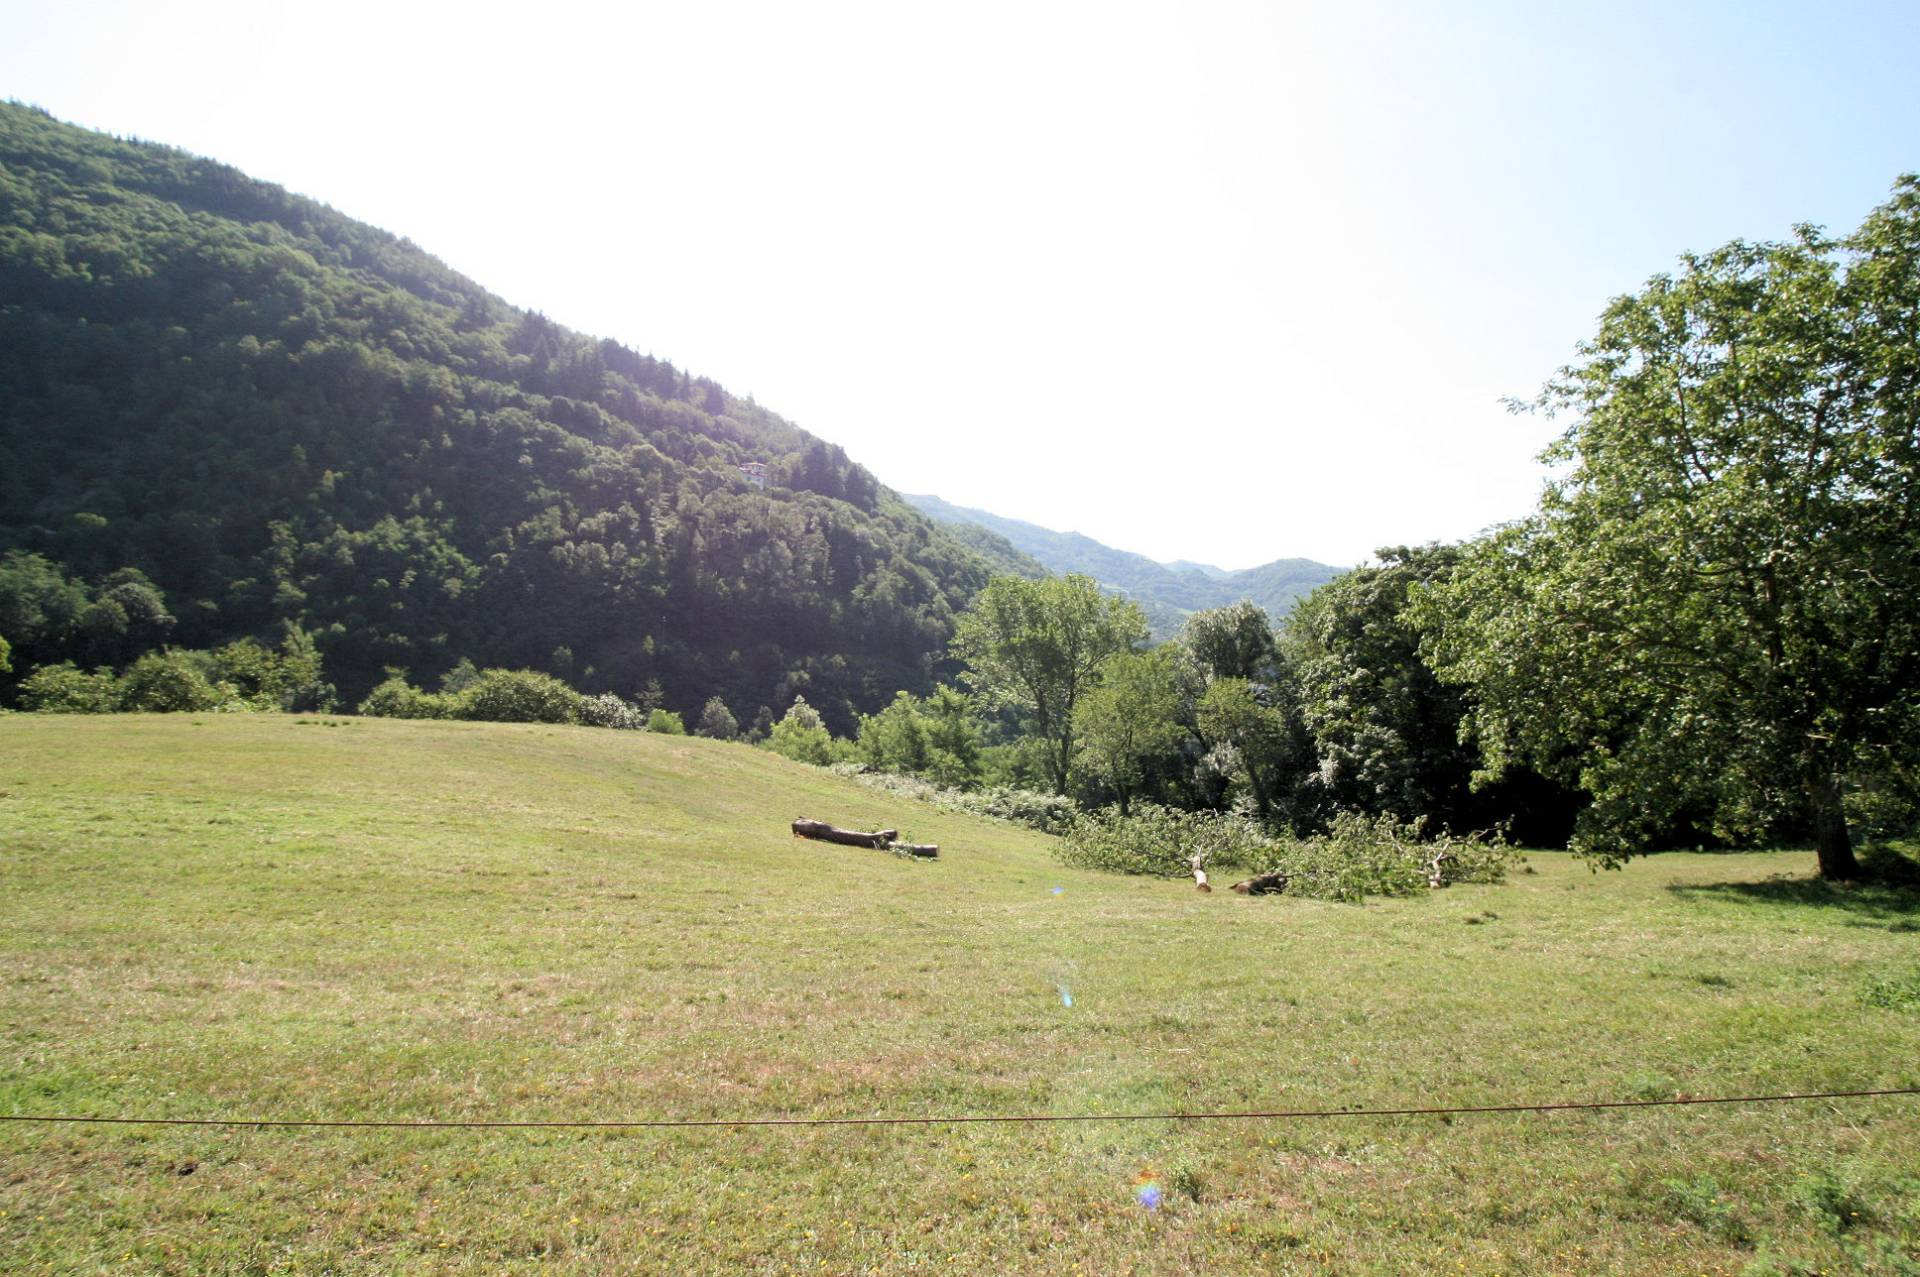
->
1057, 984, 1073, 1008
1050, 886, 1064, 895
1133, 1170, 1163, 1210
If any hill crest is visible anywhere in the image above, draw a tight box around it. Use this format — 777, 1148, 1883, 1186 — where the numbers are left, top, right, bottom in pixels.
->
901, 493, 1342, 633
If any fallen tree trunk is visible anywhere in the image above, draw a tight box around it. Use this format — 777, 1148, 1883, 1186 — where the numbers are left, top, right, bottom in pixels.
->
1190, 853, 1212, 893
1427, 849, 1455, 889
1230, 871, 1289, 896
792, 819, 897, 848
791, 819, 938, 859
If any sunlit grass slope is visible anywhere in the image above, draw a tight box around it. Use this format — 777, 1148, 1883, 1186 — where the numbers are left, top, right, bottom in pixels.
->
2, 715, 1917, 1275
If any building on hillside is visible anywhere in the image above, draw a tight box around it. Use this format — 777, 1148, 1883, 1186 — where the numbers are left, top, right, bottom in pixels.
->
737, 460, 769, 489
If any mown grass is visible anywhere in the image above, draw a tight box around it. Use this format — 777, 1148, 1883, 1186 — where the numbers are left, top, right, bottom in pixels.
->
1, 714, 1917, 1275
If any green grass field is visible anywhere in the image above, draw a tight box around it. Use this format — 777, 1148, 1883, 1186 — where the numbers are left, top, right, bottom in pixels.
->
2, 715, 1917, 1275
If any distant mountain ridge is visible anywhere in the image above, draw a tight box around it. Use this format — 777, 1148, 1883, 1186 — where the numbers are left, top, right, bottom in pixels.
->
901, 494, 1343, 633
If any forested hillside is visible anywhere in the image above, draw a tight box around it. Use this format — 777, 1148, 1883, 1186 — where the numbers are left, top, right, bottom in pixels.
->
903, 492, 1340, 634
0, 103, 1000, 729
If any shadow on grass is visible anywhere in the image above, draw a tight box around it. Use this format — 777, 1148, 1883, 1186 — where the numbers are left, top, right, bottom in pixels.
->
1668, 847, 1920, 928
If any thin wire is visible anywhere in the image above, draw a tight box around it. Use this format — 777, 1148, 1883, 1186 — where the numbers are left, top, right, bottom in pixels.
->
2, 1087, 1915, 1131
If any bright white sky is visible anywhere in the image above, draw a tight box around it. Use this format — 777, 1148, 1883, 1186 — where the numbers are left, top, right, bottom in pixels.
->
5, 1, 1916, 567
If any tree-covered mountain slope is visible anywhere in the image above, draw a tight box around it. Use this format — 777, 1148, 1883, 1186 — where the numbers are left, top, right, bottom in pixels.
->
902, 493, 1342, 633
0, 103, 1006, 730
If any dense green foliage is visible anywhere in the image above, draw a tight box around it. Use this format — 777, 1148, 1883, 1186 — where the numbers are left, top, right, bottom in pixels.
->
1419, 178, 1920, 878
837, 766, 1082, 836
696, 696, 740, 740
0, 103, 1001, 726
1283, 546, 1578, 846
1071, 650, 1182, 814
1057, 802, 1268, 878
853, 686, 983, 787
646, 708, 687, 735
950, 574, 1148, 795
1253, 813, 1516, 904
355, 665, 670, 727
455, 668, 583, 724
764, 696, 836, 765
17, 661, 120, 713
1057, 804, 1514, 903
12, 625, 331, 714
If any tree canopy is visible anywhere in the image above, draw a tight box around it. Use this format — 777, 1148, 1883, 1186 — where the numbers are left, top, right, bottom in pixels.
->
1073, 649, 1182, 814
949, 574, 1147, 795
1419, 177, 1920, 878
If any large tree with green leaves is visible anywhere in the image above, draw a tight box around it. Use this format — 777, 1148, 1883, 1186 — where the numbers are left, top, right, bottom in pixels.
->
1419, 178, 1920, 879
950, 574, 1147, 795
1286, 545, 1479, 827
1074, 649, 1182, 813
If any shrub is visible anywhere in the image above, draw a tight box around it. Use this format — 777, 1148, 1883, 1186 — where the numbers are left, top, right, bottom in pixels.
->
578, 692, 645, 729
962, 785, 1081, 835
833, 768, 1078, 835
207, 632, 336, 712
696, 696, 739, 740
1059, 803, 1270, 878
357, 675, 453, 719
646, 708, 687, 735
1055, 807, 1514, 902
855, 688, 983, 788
1257, 813, 1515, 903
453, 669, 583, 724
18, 661, 120, 713
437, 658, 481, 695
116, 650, 227, 712
765, 696, 834, 765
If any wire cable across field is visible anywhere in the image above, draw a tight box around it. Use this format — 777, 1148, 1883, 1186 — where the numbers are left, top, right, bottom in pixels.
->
3, 1086, 1916, 1131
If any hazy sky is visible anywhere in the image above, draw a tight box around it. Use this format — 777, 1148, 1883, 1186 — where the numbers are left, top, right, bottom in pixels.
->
4, 1, 1916, 567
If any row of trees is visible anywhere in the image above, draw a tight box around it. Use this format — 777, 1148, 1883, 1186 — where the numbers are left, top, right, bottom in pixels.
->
924, 179, 1920, 879
923, 571, 1581, 846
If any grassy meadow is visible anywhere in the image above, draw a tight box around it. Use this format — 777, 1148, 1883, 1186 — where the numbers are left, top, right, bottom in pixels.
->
1, 715, 1917, 1275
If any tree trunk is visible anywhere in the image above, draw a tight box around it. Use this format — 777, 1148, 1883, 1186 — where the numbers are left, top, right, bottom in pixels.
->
790, 819, 938, 858
1230, 871, 1289, 895
791, 819, 899, 849
1810, 773, 1861, 881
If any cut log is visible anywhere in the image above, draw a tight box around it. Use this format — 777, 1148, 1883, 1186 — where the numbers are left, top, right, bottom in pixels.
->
791, 819, 938, 859
1190, 852, 1212, 893
792, 819, 897, 849
1230, 871, 1289, 896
